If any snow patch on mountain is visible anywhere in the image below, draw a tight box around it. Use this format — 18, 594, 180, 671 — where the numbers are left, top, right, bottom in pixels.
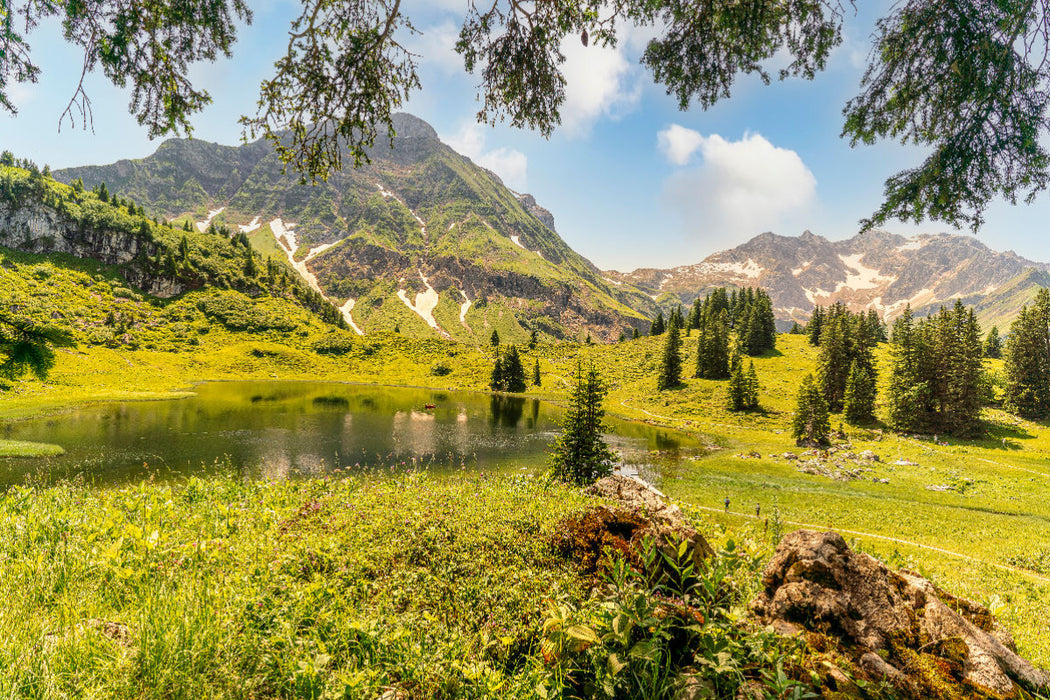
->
835, 254, 896, 292
339, 299, 364, 335
196, 207, 225, 233
238, 216, 261, 234
398, 272, 447, 337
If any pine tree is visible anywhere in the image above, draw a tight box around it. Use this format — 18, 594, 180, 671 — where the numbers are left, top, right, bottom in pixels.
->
529, 328, 538, 349
97, 182, 109, 202
490, 355, 504, 391
650, 312, 665, 336
983, 326, 1003, 359
1004, 304, 1050, 417
243, 251, 258, 277
744, 361, 760, 410
792, 374, 831, 446
548, 363, 616, 485
502, 345, 526, 392
533, 357, 541, 387
657, 313, 683, 390
726, 356, 747, 411
631, 327, 640, 340
843, 359, 876, 424
807, 305, 826, 345
490, 329, 500, 347
695, 307, 730, 380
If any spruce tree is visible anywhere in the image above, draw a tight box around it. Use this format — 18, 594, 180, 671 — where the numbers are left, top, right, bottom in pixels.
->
529, 329, 538, 349
744, 361, 760, 410
843, 359, 876, 424
548, 363, 616, 485
490, 329, 500, 347
807, 305, 825, 345
650, 312, 666, 336
533, 357, 541, 387
1004, 305, 1050, 417
792, 374, 831, 446
726, 355, 747, 411
97, 182, 109, 202
983, 326, 1003, 359
657, 313, 683, 390
502, 345, 526, 392
631, 327, 640, 340
490, 355, 504, 391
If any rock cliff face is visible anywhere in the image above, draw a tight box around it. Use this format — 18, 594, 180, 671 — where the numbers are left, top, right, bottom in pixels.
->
57, 113, 656, 342
0, 200, 185, 298
606, 230, 1050, 330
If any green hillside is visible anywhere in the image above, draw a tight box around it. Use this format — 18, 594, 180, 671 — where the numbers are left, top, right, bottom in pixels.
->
56, 114, 657, 343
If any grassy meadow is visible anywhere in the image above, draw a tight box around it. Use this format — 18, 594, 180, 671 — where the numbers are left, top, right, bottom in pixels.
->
5, 264, 1050, 677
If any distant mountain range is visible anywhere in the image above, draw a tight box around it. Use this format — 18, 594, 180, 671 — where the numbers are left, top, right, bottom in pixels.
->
47, 112, 1050, 338
56, 113, 654, 343
605, 230, 1050, 331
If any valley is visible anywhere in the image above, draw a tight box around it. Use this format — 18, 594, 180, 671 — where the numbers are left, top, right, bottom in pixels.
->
4, 128, 1050, 697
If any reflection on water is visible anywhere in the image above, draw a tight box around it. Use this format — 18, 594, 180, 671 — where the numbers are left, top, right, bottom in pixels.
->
0, 381, 702, 486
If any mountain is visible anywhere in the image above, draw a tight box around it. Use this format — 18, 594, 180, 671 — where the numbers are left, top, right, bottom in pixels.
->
0, 160, 344, 327
56, 114, 655, 342
605, 230, 1050, 330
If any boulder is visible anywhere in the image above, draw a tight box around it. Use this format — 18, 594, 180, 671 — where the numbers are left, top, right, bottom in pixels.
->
751, 530, 1049, 697
560, 475, 714, 576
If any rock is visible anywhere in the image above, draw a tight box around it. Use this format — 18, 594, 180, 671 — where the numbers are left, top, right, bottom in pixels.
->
859, 651, 907, 685
860, 450, 880, 462
783, 452, 799, 460
584, 474, 683, 525
751, 530, 1050, 697
564, 475, 714, 576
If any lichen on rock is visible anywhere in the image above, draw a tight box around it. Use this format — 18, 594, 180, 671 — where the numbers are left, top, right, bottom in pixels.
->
751, 529, 1049, 698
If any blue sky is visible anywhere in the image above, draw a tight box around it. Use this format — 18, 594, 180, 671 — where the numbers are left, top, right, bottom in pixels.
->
3, 0, 1048, 270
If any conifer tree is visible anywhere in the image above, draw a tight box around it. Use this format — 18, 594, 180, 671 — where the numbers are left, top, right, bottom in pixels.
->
529, 328, 538, 349
726, 353, 749, 411
657, 313, 683, 390
695, 307, 730, 380
650, 312, 666, 336
631, 327, 640, 340
97, 182, 109, 202
548, 363, 615, 485
490, 329, 500, 347
983, 326, 1003, 359
1004, 304, 1050, 417
807, 305, 826, 346
533, 357, 541, 387
792, 373, 830, 446
501, 345, 526, 392
744, 361, 760, 410
843, 359, 877, 424
490, 355, 504, 391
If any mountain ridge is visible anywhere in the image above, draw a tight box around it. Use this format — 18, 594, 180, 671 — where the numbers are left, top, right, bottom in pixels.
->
605, 229, 1050, 330
56, 114, 656, 343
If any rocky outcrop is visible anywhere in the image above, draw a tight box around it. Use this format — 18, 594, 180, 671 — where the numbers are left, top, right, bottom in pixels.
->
751, 530, 1049, 698
0, 200, 186, 298
517, 193, 557, 232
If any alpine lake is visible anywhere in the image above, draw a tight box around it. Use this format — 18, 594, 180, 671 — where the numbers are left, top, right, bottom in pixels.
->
0, 381, 703, 486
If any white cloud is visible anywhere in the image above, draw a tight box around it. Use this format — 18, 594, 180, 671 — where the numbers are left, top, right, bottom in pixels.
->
660, 127, 817, 243
442, 122, 528, 191
658, 124, 706, 166
559, 37, 641, 136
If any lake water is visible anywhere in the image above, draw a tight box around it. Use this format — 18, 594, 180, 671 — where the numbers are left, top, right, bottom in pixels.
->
0, 381, 700, 486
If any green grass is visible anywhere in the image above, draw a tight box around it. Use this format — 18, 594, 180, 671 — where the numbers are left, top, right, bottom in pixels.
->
0, 473, 589, 698
0, 439, 65, 458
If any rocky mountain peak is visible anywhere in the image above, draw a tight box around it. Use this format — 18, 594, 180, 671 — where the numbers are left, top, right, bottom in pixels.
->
604, 229, 1050, 330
